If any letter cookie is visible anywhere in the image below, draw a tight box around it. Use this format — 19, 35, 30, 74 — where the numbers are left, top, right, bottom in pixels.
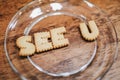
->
79, 20, 99, 41
50, 27, 69, 48
34, 32, 53, 52
16, 36, 35, 56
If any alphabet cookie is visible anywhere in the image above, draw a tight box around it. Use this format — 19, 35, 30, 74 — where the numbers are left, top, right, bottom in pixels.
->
16, 36, 35, 56
34, 32, 53, 52
50, 27, 69, 48
79, 20, 99, 41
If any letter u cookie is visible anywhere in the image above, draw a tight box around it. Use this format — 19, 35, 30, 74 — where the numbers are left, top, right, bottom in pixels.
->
79, 20, 99, 41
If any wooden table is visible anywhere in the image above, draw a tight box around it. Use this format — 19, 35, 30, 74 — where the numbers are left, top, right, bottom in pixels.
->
0, 0, 119, 80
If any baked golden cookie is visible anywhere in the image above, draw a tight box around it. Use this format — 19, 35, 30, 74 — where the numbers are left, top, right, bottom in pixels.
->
79, 20, 99, 41
16, 36, 35, 56
50, 27, 69, 48
34, 32, 53, 52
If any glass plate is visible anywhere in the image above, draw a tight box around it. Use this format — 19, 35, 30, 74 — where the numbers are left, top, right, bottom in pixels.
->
4, 0, 118, 80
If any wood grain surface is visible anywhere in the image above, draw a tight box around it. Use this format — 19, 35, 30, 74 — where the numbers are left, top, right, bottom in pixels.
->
0, 0, 120, 80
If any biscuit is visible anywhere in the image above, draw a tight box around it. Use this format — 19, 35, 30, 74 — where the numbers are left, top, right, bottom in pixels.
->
50, 27, 69, 48
16, 36, 35, 56
79, 20, 99, 41
34, 32, 53, 52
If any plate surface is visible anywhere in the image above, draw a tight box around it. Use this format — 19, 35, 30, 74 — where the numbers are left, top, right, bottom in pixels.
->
4, 0, 118, 80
